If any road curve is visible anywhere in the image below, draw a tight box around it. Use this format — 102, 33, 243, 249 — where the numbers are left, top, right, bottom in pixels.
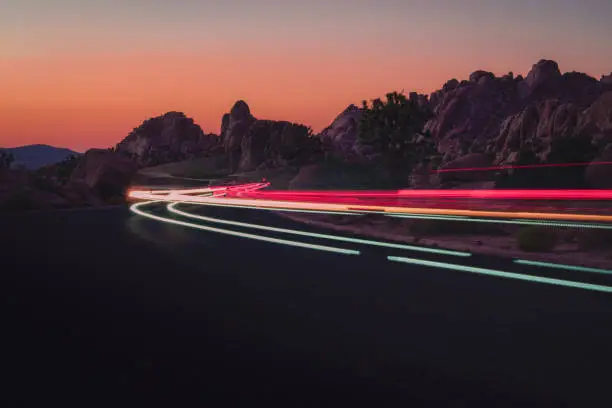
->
3, 183, 612, 406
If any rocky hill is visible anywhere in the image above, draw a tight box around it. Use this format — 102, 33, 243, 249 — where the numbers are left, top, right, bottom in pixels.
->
323, 59, 612, 188
116, 111, 219, 167
220, 100, 321, 173
3, 58, 612, 211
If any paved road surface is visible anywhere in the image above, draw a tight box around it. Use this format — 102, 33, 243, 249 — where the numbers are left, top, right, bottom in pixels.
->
2, 205, 612, 407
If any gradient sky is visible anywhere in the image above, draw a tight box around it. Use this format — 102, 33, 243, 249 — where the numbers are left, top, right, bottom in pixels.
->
2, 0, 612, 151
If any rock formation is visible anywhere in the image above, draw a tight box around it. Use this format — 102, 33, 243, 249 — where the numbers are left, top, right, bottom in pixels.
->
116, 111, 218, 167
318, 104, 365, 162
315, 59, 612, 188
5, 58, 612, 212
220, 101, 320, 172
68, 149, 139, 200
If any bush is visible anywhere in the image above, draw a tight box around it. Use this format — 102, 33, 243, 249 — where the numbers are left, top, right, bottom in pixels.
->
0, 189, 41, 211
516, 226, 558, 252
358, 91, 439, 182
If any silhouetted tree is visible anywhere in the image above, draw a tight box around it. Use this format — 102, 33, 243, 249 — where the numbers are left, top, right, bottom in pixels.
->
55, 154, 80, 184
0, 151, 15, 169
358, 91, 437, 183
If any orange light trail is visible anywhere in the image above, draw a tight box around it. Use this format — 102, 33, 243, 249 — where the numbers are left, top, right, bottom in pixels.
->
127, 184, 612, 223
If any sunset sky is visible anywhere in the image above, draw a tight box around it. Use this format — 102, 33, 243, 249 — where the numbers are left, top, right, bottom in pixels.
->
2, 0, 612, 152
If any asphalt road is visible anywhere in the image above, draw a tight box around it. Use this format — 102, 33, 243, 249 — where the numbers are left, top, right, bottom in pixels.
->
2, 204, 612, 407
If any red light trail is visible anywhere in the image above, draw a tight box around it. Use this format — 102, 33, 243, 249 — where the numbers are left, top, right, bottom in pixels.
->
241, 189, 612, 200
127, 183, 612, 223
431, 160, 612, 174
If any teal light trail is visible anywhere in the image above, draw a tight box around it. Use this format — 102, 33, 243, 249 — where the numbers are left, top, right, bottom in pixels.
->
514, 259, 612, 276
181, 199, 363, 216
130, 201, 360, 255
168, 203, 471, 257
387, 213, 612, 229
388, 256, 612, 294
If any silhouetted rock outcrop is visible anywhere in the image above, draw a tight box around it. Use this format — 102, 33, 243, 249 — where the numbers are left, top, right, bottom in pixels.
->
116, 111, 218, 167
6, 58, 612, 212
312, 58, 612, 189
68, 149, 139, 201
220, 101, 320, 172
319, 104, 366, 162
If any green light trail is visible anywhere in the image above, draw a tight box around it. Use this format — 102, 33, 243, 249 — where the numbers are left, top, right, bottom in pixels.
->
168, 203, 472, 257
130, 201, 360, 256
514, 259, 612, 276
388, 256, 612, 294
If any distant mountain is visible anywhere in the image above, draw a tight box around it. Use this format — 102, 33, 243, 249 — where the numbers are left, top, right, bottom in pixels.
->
1, 144, 81, 170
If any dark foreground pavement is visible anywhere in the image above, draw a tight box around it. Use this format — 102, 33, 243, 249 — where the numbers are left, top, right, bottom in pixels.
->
2, 205, 612, 407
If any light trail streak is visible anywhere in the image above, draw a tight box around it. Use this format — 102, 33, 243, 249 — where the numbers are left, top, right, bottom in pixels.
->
128, 189, 612, 223
129, 201, 360, 256
388, 256, 612, 294
172, 200, 362, 216
431, 160, 612, 174
387, 213, 612, 230
242, 189, 612, 200
127, 184, 612, 295
167, 203, 471, 257
513, 259, 612, 276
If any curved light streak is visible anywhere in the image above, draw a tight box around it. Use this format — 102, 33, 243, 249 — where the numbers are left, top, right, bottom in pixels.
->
128, 189, 612, 223
127, 185, 612, 295
387, 213, 612, 230
513, 259, 612, 276
172, 200, 362, 216
167, 202, 471, 257
431, 160, 612, 174
242, 189, 612, 200
388, 256, 612, 294
129, 201, 360, 256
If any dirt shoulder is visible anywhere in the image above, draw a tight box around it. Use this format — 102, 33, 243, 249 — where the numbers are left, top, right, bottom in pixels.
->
278, 212, 612, 270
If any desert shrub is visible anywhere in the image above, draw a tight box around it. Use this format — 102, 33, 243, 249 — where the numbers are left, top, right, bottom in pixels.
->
0, 151, 15, 169
0, 189, 40, 211
516, 226, 558, 252
358, 91, 439, 183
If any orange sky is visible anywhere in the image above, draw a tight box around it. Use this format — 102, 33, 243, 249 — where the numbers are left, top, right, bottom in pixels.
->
2, 0, 612, 152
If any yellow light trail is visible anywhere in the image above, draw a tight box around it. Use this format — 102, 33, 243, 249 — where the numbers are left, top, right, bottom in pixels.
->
128, 189, 612, 223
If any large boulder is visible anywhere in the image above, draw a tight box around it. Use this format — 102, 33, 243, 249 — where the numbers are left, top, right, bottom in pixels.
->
582, 91, 612, 133
318, 104, 365, 162
221, 101, 256, 171
223, 100, 256, 151
238, 120, 316, 172
424, 72, 522, 162
491, 99, 588, 165
218, 100, 320, 173
518, 59, 562, 99
469, 70, 495, 83
116, 111, 218, 167
68, 149, 139, 200
426, 59, 608, 168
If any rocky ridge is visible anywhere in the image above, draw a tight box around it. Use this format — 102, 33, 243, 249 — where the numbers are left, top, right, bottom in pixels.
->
4, 58, 612, 211
116, 111, 219, 167
323, 59, 612, 187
